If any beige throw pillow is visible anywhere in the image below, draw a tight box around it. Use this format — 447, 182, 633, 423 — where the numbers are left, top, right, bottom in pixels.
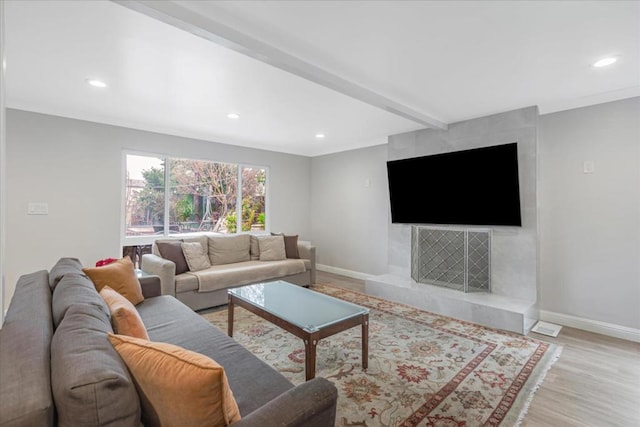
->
108, 334, 241, 427
249, 235, 261, 260
181, 242, 211, 272
271, 233, 300, 259
258, 236, 286, 261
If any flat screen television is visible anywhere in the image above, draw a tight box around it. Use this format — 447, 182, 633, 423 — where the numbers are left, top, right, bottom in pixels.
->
387, 142, 522, 226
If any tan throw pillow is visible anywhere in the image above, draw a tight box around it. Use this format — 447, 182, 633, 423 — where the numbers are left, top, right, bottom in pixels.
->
83, 256, 144, 306
271, 232, 300, 259
108, 334, 241, 427
208, 235, 250, 265
100, 286, 149, 340
181, 242, 211, 272
258, 235, 286, 261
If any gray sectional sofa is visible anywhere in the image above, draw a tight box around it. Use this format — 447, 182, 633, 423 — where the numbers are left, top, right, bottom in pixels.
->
0, 258, 337, 427
141, 233, 316, 311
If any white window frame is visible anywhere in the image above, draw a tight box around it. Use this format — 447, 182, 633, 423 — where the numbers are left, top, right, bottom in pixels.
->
121, 151, 270, 247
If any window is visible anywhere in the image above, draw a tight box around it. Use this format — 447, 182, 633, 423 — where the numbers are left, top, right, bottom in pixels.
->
124, 154, 268, 240
125, 155, 165, 236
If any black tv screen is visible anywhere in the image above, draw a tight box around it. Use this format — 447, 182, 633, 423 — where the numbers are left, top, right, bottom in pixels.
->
387, 142, 522, 226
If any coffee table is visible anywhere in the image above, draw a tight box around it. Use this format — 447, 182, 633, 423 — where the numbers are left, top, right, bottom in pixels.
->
228, 281, 369, 381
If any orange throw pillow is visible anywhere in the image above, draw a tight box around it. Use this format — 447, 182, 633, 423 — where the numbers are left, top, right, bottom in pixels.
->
100, 286, 149, 340
83, 256, 144, 305
108, 334, 241, 427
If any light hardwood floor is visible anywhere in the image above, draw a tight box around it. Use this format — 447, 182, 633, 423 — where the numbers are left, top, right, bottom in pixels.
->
316, 270, 640, 427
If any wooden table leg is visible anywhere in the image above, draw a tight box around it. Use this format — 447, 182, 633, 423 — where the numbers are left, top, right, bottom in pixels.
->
228, 295, 234, 337
362, 313, 369, 370
304, 333, 319, 381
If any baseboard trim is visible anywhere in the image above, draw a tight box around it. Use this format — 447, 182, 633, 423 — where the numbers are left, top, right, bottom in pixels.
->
540, 310, 640, 343
316, 264, 372, 281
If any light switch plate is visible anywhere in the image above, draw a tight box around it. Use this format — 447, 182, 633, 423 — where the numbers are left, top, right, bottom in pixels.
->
583, 160, 595, 174
27, 202, 49, 215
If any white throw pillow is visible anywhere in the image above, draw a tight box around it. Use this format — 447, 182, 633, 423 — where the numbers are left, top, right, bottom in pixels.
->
181, 242, 211, 272
258, 236, 286, 261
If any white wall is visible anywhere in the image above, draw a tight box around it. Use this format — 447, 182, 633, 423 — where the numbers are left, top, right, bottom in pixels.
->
539, 97, 640, 330
4, 109, 311, 310
310, 144, 389, 276
0, 1, 6, 321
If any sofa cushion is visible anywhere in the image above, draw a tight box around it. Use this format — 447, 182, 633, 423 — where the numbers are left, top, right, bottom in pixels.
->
175, 273, 199, 293
182, 242, 212, 272
258, 236, 286, 261
100, 286, 149, 340
49, 257, 83, 291
136, 296, 294, 416
83, 256, 144, 305
249, 235, 261, 261
156, 240, 189, 275
271, 233, 300, 259
52, 272, 110, 328
208, 235, 250, 265
109, 334, 241, 427
0, 270, 54, 427
51, 303, 141, 427
190, 260, 306, 292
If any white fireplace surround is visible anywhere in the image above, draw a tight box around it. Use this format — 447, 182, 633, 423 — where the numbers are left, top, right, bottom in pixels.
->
365, 106, 540, 335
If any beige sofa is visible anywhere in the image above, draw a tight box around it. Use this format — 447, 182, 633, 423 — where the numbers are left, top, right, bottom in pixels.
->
141, 233, 316, 311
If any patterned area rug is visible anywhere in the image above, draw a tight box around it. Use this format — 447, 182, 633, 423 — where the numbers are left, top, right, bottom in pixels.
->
203, 284, 561, 426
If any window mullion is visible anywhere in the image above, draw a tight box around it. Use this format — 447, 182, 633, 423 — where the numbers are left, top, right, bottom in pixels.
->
236, 166, 242, 234
164, 158, 170, 237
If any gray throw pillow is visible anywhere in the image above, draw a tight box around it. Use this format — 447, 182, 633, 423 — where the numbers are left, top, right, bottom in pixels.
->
156, 240, 189, 275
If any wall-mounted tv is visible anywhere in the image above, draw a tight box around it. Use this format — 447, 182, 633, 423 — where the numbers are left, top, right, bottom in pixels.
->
387, 142, 522, 226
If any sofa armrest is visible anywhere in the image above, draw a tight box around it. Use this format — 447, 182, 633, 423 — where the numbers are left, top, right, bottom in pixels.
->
297, 240, 316, 285
230, 377, 336, 427
139, 275, 162, 298
140, 254, 176, 297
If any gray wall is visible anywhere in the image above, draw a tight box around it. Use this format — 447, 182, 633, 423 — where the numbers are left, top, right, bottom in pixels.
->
539, 97, 640, 329
310, 144, 389, 276
4, 109, 311, 308
388, 107, 539, 302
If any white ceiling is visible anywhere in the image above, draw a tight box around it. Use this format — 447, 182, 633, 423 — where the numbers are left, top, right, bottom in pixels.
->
5, 1, 639, 157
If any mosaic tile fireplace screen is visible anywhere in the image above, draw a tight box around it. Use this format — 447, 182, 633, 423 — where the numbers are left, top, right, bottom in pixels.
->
411, 226, 491, 293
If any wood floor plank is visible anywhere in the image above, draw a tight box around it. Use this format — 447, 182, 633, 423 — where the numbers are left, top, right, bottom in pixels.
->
316, 270, 640, 427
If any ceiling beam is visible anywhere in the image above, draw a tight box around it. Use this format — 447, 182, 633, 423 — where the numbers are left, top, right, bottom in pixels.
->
113, 0, 448, 130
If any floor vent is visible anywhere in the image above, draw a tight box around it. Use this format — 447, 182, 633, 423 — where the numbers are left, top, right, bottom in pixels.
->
531, 321, 562, 337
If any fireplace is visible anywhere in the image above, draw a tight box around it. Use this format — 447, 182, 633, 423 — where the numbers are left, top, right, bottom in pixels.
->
411, 226, 491, 293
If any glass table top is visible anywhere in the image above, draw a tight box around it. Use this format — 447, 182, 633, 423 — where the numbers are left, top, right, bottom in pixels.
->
228, 281, 369, 333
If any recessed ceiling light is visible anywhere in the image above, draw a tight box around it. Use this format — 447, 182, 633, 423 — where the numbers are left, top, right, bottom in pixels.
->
227, 113, 240, 119
86, 78, 107, 88
315, 133, 325, 139
593, 57, 617, 68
